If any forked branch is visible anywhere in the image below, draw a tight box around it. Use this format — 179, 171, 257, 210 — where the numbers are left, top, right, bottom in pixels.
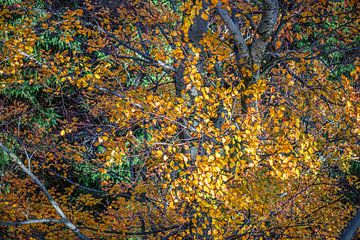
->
0, 141, 90, 240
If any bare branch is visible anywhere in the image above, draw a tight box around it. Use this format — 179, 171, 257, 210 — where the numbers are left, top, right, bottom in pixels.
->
0, 141, 90, 240
257, 0, 279, 39
217, 6, 249, 58
0, 219, 65, 227
339, 209, 360, 240
91, 22, 176, 72
94, 85, 144, 109
16, 49, 45, 67
250, 0, 279, 62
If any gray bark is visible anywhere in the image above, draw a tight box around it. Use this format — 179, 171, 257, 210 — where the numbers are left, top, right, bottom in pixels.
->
250, 0, 279, 63
175, 0, 209, 97
339, 209, 360, 240
217, 7, 250, 58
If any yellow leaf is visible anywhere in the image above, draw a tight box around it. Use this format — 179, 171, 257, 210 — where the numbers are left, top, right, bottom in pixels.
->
222, 175, 228, 182
154, 150, 163, 158
60, 130, 66, 136
253, 64, 260, 71
94, 74, 100, 79
201, 12, 209, 21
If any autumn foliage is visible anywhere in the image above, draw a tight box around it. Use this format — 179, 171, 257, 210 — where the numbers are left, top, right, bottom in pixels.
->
0, 0, 359, 239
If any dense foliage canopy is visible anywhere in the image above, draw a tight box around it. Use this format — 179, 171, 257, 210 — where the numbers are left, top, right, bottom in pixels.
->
0, 0, 359, 239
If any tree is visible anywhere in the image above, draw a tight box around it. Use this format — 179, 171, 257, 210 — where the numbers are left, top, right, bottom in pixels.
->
0, 0, 359, 239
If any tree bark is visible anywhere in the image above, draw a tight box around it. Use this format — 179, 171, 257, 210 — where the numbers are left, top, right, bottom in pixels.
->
250, 0, 279, 64
339, 209, 360, 240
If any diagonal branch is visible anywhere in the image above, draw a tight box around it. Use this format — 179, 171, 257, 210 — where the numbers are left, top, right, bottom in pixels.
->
91, 22, 175, 72
0, 219, 65, 227
250, 0, 279, 62
16, 49, 44, 67
283, 63, 344, 107
217, 7, 249, 58
339, 208, 360, 240
0, 141, 90, 240
217, 6, 249, 58
257, 0, 279, 39
94, 85, 144, 109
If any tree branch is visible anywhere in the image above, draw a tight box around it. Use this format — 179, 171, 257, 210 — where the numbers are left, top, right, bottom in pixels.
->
90, 22, 175, 72
0, 219, 65, 227
16, 49, 44, 67
94, 85, 144, 109
0, 141, 90, 240
250, 0, 279, 62
80, 222, 191, 236
217, 6, 249, 58
257, 0, 279, 39
339, 209, 360, 240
